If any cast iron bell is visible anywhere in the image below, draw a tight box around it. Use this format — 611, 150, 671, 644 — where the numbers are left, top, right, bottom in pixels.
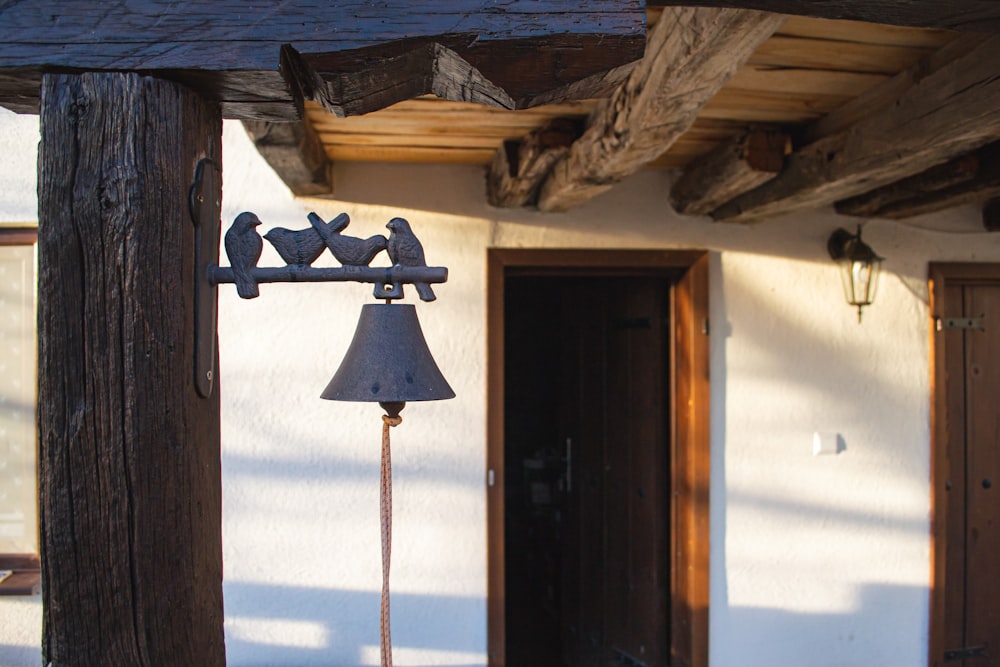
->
321, 303, 455, 414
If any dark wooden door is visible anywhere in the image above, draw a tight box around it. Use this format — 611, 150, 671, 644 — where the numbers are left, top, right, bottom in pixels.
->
504, 275, 669, 667
933, 268, 1000, 667
559, 278, 670, 667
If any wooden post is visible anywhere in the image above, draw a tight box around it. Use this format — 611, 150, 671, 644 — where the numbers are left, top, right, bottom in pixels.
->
37, 72, 224, 666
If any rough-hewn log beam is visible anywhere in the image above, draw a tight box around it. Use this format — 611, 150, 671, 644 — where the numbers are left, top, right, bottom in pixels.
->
243, 120, 334, 197
487, 118, 583, 208
712, 36, 1000, 223
535, 8, 786, 212
984, 199, 1000, 231
648, 0, 1000, 32
680, 36, 985, 217
835, 143, 1000, 219
38, 72, 224, 665
0, 1, 645, 120
670, 126, 789, 216
800, 35, 989, 146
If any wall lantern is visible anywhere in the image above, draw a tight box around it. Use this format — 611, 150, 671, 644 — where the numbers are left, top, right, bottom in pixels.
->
827, 225, 883, 323
191, 158, 453, 667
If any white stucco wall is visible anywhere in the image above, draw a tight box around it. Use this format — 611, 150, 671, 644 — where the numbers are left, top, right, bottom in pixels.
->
1, 107, 999, 666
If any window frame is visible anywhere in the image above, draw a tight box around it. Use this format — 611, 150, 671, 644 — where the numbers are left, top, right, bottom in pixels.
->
0, 226, 40, 596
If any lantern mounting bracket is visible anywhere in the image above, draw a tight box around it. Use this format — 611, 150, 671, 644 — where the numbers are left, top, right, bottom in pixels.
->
189, 160, 449, 399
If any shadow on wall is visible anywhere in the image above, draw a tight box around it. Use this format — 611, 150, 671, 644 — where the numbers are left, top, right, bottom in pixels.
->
0, 643, 41, 667
224, 581, 485, 667
715, 583, 927, 667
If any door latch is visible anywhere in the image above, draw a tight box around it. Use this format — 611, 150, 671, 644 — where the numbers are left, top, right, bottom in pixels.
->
944, 645, 987, 661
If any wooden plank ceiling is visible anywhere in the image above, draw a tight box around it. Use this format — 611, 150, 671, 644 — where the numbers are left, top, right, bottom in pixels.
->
305, 13, 955, 171
252, 8, 1000, 224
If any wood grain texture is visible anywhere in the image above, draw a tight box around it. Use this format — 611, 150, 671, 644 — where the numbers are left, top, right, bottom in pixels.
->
243, 119, 334, 196
487, 118, 582, 208
0, 1, 644, 118
748, 35, 937, 74
774, 15, 957, 48
536, 7, 786, 212
292, 15, 943, 172
927, 266, 1000, 667
927, 270, 963, 667
648, 0, 1000, 32
672, 253, 711, 667
835, 143, 1000, 219
962, 284, 1000, 666
800, 34, 987, 145
671, 127, 788, 215
713, 36, 1000, 222
37, 72, 224, 666
287, 34, 643, 117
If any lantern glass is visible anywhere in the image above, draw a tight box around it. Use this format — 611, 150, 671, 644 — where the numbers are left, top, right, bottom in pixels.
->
839, 256, 882, 308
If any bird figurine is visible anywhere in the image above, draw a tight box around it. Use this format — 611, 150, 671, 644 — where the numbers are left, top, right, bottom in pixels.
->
264, 212, 350, 266
386, 217, 435, 302
310, 213, 388, 268
225, 211, 264, 299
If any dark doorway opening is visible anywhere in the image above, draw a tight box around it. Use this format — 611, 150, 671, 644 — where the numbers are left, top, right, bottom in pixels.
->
486, 249, 711, 667
503, 275, 672, 667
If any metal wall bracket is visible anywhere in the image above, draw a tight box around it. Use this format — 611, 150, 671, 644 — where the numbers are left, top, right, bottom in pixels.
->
190, 158, 222, 399
191, 178, 449, 400
209, 211, 448, 301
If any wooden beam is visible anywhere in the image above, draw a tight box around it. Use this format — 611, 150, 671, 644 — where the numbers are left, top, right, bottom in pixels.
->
983, 199, 1000, 231
712, 35, 1000, 223
690, 35, 984, 219
670, 126, 789, 216
0, 1, 645, 119
799, 35, 989, 146
835, 143, 1000, 219
648, 0, 1000, 32
243, 120, 334, 197
535, 7, 786, 212
38, 72, 224, 665
486, 118, 582, 208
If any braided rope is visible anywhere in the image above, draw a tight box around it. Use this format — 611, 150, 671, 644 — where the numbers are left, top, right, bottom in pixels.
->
380, 414, 402, 667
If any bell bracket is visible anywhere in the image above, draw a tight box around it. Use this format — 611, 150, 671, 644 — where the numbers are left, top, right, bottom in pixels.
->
191, 158, 222, 399
191, 157, 449, 401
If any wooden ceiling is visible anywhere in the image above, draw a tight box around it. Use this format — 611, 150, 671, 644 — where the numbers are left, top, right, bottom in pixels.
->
262, 8, 1000, 225
2, 3, 998, 222
304, 13, 958, 171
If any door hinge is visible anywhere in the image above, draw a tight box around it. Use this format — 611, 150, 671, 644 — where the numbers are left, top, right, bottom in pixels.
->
944, 645, 987, 661
935, 315, 986, 332
702, 317, 710, 335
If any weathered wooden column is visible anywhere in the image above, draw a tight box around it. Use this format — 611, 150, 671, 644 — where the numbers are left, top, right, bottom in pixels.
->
37, 72, 224, 666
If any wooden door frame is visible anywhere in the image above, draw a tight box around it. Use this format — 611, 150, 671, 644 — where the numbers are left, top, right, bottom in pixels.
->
928, 262, 1000, 667
486, 249, 711, 667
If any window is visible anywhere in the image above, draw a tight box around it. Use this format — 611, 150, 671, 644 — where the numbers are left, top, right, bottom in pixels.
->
0, 228, 39, 595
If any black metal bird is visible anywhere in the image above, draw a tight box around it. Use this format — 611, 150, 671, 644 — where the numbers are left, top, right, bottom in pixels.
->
326, 231, 388, 267
386, 217, 435, 301
264, 212, 350, 266
310, 212, 388, 267
225, 211, 263, 299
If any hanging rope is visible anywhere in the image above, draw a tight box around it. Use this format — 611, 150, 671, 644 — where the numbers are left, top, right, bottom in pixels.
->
380, 413, 402, 667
